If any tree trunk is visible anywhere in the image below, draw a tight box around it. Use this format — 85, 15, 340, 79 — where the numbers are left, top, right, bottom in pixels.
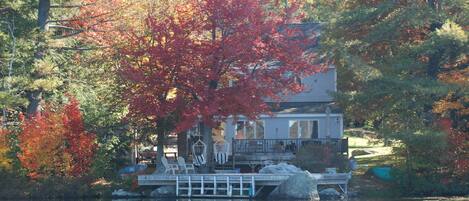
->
26, 90, 42, 115
177, 131, 188, 159
26, 0, 50, 116
38, 0, 50, 31
155, 120, 166, 173
200, 122, 214, 173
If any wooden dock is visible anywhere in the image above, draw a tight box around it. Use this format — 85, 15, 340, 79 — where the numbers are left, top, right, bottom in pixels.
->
138, 173, 350, 198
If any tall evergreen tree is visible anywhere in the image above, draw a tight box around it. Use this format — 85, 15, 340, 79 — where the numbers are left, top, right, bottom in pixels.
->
305, 0, 468, 192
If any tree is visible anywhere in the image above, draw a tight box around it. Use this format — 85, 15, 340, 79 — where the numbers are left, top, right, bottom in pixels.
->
118, 0, 319, 171
306, 0, 468, 192
18, 98, 96, 178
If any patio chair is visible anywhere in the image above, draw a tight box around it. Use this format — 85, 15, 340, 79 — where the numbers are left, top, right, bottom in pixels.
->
177, 157, 196, 174
161, 157, 179, 174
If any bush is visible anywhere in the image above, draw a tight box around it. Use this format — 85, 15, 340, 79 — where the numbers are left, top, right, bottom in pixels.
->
392, 168, 469, 196
292, 144, 347, 173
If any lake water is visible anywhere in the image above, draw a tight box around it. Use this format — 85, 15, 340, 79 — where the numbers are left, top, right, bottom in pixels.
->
108, 198, 463, 201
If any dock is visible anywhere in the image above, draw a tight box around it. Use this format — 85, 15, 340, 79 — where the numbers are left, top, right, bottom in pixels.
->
138, 173, 350, 198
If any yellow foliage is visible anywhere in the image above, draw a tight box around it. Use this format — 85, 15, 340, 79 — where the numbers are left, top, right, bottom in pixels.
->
0, 129, 12, 170
433, 99, 464, 114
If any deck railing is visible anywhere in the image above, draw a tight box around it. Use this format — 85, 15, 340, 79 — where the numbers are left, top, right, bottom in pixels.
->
232, 138, 348, 155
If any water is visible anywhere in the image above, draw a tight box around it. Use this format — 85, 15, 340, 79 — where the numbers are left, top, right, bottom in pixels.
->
108, 198, 458, 201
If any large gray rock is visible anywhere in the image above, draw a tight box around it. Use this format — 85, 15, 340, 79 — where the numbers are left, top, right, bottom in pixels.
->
269, 171, 320, 200
111, 189, 141, 197
319, 188, 342, 200
259, 162, 302, 174
150, 186, 176, 197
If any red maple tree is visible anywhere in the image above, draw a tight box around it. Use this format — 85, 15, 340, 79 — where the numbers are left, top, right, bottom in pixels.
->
18, 98, 96, 178
118, 0, 321, 170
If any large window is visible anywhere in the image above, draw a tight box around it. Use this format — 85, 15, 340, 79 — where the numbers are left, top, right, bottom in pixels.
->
235, 120, 264, 139
289, 120, 318, 139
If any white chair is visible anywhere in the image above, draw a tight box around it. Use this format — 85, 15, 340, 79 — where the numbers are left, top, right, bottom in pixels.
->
177, 157, 196, 174
161, 157, 179, 174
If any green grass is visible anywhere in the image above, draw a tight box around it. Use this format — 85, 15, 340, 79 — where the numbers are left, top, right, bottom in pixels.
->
346, 134, 384, 149
356, 154, 401, 167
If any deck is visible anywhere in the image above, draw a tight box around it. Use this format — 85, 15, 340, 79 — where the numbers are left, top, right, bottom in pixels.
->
138, 173, 350, 198
230, 138, 348, 167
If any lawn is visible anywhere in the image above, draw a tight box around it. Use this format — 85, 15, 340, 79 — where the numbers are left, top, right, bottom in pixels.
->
345, 130, 403, 198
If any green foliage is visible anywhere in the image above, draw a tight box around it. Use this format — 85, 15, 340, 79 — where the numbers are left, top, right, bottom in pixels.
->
392, 168, 469, 196
303, 0, 469, 196
292, 144, 347, 173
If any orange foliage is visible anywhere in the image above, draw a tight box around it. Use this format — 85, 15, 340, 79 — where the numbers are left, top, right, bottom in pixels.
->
18, 98, 96, 178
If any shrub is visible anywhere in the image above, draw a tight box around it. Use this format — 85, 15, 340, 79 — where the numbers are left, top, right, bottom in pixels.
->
0, 129, 12, 170
292, 143, 347, 173
18, 98, 96, 178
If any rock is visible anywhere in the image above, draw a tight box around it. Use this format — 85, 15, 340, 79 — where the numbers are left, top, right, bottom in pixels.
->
150, 186, 176, 197
319, 188, 341, 200
111, 189, 141, 197
259, 162, 302, 174
269, 171, 320, 200
351, 149, 373, 156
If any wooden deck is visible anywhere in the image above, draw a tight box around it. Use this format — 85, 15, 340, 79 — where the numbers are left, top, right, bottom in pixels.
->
138, 173, 350, 198
231, 138, 349, 167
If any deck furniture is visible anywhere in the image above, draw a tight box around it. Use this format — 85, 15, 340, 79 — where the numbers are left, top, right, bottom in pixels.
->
214, 140, 230, 165
161, 157, 179, 175
177, 157, 196, 174
192, 139, 207, 166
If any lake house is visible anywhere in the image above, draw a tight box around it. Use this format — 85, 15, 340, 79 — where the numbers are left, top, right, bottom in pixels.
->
180, 23, 348, 169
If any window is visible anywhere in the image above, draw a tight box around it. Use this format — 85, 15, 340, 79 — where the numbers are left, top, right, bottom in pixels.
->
289, 120, 318, 139
235, 120, 264, 139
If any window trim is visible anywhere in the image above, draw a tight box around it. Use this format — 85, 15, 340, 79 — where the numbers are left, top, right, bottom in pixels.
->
288, 119, 320, 139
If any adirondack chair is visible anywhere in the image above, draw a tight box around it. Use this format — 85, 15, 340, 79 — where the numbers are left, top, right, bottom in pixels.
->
161, 157, 179, 174
177, 157, 195, 174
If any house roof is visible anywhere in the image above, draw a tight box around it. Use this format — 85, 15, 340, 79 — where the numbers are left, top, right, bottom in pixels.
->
268, 102, 342, 114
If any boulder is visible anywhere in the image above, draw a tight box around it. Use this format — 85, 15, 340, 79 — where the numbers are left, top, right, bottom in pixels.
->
259, 162, 302, 174
150, 186, 176, 197
111, 189, 141, 197
269, 171, 320, 200
319, 188, 341, 200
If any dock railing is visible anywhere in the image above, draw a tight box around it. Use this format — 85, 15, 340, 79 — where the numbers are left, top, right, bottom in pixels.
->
232, 138, 348, 155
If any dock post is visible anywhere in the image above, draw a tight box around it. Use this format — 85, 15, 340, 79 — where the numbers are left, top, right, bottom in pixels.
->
251, 176, 255, 197
176, 176, 179, 196
213, 176, 217, 195
188, 176, 192, 196
240, 176, 243, 196
227, 176, 231, 197
201, 176, 204, 195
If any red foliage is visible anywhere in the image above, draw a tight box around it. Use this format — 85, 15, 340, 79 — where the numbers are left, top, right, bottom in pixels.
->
62, 98, 97, 177
439, 118, 469, 176
118, 0, 322, 131
447, 129, 469, 176
18, 98, 96, 178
